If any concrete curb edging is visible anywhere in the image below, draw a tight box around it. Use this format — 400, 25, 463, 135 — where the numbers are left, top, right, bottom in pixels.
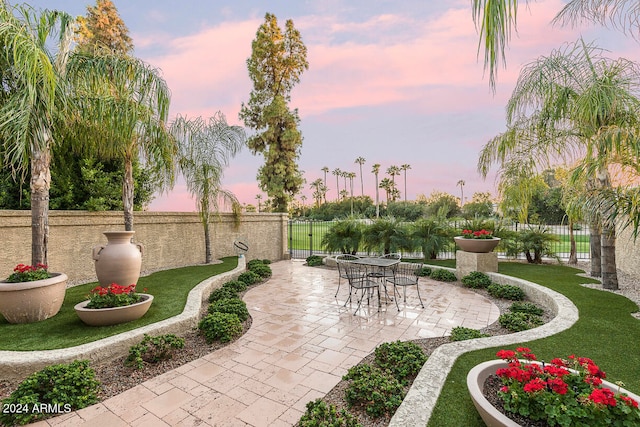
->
0, 257, 246, 380
389, 267, 579, 426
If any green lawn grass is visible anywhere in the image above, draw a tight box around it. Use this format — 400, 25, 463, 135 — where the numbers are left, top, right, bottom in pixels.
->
0, 257, 238, 351
424, 261, 640, 426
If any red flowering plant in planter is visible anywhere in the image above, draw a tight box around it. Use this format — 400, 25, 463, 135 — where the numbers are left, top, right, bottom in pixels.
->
495, 347, 640, 426
86, 283, 145, 309
5, 263, 51, 283
461, 229, 494, 239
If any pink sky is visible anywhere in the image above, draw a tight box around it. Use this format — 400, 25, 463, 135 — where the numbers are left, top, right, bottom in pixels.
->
29, 0, 640, 212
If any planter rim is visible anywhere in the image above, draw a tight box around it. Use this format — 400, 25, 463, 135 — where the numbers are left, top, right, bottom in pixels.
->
102, 230, 135, 237
454, 236, 501, 240
74, 293, 153, 312
0, 272, 68, 292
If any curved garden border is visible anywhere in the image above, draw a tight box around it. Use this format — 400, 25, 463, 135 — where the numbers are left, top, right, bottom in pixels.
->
389, 267, 579, 426
0, 257, 246, 380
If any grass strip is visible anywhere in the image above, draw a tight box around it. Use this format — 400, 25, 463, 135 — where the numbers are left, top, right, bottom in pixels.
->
425, 261, 640, 426
0, 257, 238, 351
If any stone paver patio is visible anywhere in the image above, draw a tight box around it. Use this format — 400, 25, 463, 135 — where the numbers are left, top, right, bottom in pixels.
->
35, 260, 500, 427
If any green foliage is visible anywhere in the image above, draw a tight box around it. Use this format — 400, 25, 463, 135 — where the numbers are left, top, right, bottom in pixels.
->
509, 301, 544, 316
208, 286, 238, 303
222, 280, 247, 293
423, 191, 461, 218
487, 283, 526, 300
306, 255, 324, 266
299, 399, 362, 427
0, 360, 99, 426
362, 217, 411, 255
237, 271, 261, 285
410, 218, 453, 259
246, 259, 266, 269
302, 197, 374, 220
374, 341, 427, 385
343, 364, 405, 418
416, 266, 432, 277
208, 298, 249, 322
248, 263, 272, 278
321, 218, 363, 255
518, 225, 560, 264
429, 269, 457, 282
498, 311, 544, 332
461, 271, 493, 289
386, 201, 427, 221
124, 334, 185, 370
198, 312, 243, 343
450, 326, 489, 341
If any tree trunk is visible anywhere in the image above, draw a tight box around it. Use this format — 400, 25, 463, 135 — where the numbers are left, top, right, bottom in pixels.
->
568, 220, 577, 265
30, 144, 51, 266
203, 219, 211, 264
590, 221, 601, 277
123, 153, 135, 231
601, 225, 619, 290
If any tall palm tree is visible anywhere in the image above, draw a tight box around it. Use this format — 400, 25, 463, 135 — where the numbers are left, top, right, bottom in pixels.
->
347, 171, 356, 215
332, 168, 341, 201
0, 4, 74, 266
321, 166, 329, 203
401, 164, 411, 202
457, 179, 466, 207
171, 112, 245, 264
354, 157, 366, 196
372, 163, 381, 217
478, 39, 640, 289
255, 194, 262, 212
309, 178, 325, 207
379, 178, 393, 204
66, 52, 177, 231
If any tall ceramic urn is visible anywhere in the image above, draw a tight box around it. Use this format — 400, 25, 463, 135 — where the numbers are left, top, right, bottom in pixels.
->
93, 231, 144, 287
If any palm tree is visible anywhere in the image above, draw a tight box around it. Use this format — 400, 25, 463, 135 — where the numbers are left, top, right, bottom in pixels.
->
332, 168, 341, 201
171, 112, 245, 264
354, 157, 366, 196
347, 171, 356, 215
411, 218, 453, 260
309, 178, 325, 207
371, 163, 381, 217
362, 217, 411, 255
401, 164, 411, 202
379, 178, 393, 204
478, 40, 640, 289
255, 194, 262, 212
457, 180, 466, 207
66, 52, 176, 231
0, 4, 74, 266
321, 166, 329, 203
300, 195, 307, 216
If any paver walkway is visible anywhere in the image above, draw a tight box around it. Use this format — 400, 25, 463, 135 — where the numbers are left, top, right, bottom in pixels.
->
39, 260, 499, 427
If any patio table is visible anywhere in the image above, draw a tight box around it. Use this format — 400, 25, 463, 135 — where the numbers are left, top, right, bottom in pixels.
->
349, 257, 401, 302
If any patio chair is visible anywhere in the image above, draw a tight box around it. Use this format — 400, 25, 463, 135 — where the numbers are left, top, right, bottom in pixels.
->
385, 262, 424, 310
343, 263, 380, 315
367, 253, 401, 300
335, 254, 362, 298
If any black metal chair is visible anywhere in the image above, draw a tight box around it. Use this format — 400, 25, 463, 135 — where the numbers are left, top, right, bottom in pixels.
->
367, 253, 401, 301
335, 254, 361, 297
385, 262, 424, 310
344, 263, 380, 315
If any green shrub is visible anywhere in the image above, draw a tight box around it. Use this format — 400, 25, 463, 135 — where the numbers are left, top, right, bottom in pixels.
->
450, 326, 489, 341
461, 271, 492, 289
222, 279, 247, 293
0, 360, 99, 426
246, 259, 265, 269
487, 283, 526, 301
124, 334, 185, 370
299, 399, 362, 427
261, 259, 271, 264
416, 266, 432, 277
237, 270, 261, 285
343, 364, 405, 418
198, 312, 243, 343
208, 298, 249, 322
248, 263, 272, 278
306, 255, 324, 267
429, 268, 457, 282
498, 312, 544, 332
374, 341, 427, 385
509, 301, 544, 316
208, 286, 238, 303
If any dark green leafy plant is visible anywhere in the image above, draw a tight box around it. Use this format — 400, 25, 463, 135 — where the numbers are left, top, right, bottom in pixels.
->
374, 341, 427, 385
321, 218, 363, 255
299, 399, 362, 427
461, 271, 492, 289
306, 255, 324, 266
416, 266, 432, 277
450, 326, 489, 341
208, 286, 238, 303
246, 259, 266, 269
429, 269, 457, 282
0, 360, 99, 426
86, 283, 142, 309
343, 364, 405, 418
237, 270, 261, 285
124, 334, 185, 370
248, 263, 272, 278
498, 311, 543, 331
6, 263, 51, 282
222, 279, 247, 293
198, 312, 243, 343
509, 301, 544, 316
208, 298, 249, 322
488, 283, 526, 300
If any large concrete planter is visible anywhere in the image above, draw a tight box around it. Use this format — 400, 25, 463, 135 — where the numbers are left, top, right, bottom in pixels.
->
467, 360, 640, 427
74, 293, 153, 326
93, 231, 143, 287
0, 273, 68, 324
454, 236, 500, 253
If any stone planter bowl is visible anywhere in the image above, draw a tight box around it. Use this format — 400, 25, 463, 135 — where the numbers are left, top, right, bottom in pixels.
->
454, 236, 501, 253
0, 273, 68, 324
74, 293, 153, 326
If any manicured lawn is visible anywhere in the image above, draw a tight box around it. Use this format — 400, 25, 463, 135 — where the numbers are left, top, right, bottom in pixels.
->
424, 261, 640, 426
0, 257, 238, 351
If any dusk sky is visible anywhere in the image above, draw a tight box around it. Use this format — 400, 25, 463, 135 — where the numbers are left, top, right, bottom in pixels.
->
26, 0, 640, 211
